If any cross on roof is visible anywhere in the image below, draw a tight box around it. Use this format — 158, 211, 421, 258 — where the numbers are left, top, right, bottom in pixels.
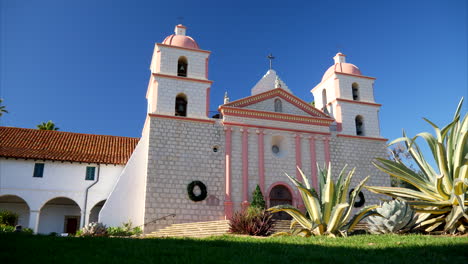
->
267, 53, 275, 70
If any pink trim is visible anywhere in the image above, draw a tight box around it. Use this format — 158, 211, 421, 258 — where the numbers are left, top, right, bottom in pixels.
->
295, 134, 302, 182
153, 73, 213, 84
206, 87, 210, 117
222, 122, 331, 136
335, 98, 381, 107
257, 130, 265, 193
242, 128, 249, 206
156, 43, 211, 54
224, 127, 233, 219
337, 134, 388, 141
220, 106, 333, 126
223, 88, 328, 118
309, 137, 318, 190
336, 72, 376, 80
148, 113, 214, 123
205, 57, 209, 79
266, 181, 297, 208
324, 137, 331, 165
176, 24, 187, 29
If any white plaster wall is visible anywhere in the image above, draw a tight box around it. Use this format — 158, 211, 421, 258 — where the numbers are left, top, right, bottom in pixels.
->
339, 101, 381, 137
243, 97, 311, 117
0, 159, 123, 212
311, 76, 336, 112
38, 204, 81, 234
152, 77, 209, 118
99, 135, 148, 228
336, 75, 375, 103
151, 45, 209, 80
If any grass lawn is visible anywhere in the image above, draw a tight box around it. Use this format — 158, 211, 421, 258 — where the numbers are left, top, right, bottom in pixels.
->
1, 233, 467, 264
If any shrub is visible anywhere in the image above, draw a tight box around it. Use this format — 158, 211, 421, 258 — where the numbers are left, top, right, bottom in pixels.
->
367, 200, 416, 234
22, 228, 34, 234
0, 210, 18, 226
366, 98, 468, 234
0, 224, 15, 233
268, 164, 380, 237
229, 207, 274, 236
250, 185, 266, 210
79, 222, 108, 237
107, 221, 142, 237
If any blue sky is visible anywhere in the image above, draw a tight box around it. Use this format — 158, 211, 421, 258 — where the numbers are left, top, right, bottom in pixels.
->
1, 0, 466, 145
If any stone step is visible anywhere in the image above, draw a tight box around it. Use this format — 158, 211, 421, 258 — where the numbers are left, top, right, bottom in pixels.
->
149, 220, 230, 238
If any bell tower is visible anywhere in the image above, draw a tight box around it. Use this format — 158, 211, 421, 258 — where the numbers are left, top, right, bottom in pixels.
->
312, 53, 383, 138
146, 25, 212, 118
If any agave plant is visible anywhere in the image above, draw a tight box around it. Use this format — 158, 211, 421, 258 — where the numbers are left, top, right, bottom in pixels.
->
367, 199, 416, 234
268, 164, 380, 237
366, 98, 468, 234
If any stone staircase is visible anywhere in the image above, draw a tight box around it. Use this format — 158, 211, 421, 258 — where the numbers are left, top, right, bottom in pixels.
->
271, 220, 292, 233
148, 220, 230, 238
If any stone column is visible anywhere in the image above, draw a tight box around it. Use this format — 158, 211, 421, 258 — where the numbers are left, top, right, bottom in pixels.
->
295, 133, 302, 182
224, 127, 233, 219
309, 136, 318, 190
80, 211, 86, 229
256, 129, 265, 194
241, 128, 250, 210
28, 210, 40, 234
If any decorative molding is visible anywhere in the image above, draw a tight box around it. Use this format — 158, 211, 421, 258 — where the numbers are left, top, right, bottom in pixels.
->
333, 98, 382, 107
157, 43, 211, 54
152, 73, 213, 84
220, 106, 333, 127
222, 122, 332, 136
337, 134, 388, 142
148, 113, 215, 124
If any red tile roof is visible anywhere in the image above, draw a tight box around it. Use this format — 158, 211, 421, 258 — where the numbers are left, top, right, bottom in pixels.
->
0, 127, 139, 165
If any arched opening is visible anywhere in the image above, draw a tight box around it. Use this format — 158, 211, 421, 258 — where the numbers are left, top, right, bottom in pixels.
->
274, 98, 282, 113
177, 56, 188, 77
175, 93, 188, 117
352, 83, 360, 101
0, 195, 30, 228
89, 200, 106, 224
355, 115, 364, 136
322, 89, 329, 115
269, 184, 293, 220
39, 197, 81, 235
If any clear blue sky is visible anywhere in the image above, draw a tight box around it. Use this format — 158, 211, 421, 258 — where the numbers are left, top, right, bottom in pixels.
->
1, 0, 466, 144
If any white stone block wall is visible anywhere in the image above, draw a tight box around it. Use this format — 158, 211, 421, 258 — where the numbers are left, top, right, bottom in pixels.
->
152, 77, 209, 118
151, 45, 209, 80
329, 135, 391, 207
338, 101, 381, 137
243, 97, 312, 117
144, 117, 225, 232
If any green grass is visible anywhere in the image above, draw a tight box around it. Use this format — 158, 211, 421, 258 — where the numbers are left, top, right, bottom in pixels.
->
1, 233, 467, 264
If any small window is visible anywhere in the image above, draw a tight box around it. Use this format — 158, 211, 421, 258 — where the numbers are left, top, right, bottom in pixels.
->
177, 56, 188, 77
175, 93, 188, 117
352, 83, 360, 101
272, 145, 280, 154
355, 115, 364, 136
33, 163, 44, 178
86, 166, 96, 181
274, 99, 282, 112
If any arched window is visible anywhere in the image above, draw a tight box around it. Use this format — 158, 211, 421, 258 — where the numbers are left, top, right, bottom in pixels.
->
355, 115, 364, 136
175, 93, 187, 117
322, 89, 329, 115
274, 99, 282, 112
352, 83, 359, 101
177, 56, 188, 77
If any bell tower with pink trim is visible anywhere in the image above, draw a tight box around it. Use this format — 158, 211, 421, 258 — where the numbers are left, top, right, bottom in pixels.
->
146, 25, 212, 118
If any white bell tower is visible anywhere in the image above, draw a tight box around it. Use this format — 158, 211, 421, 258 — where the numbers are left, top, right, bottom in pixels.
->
146, 25, 212, 118
312, 53, 383, 138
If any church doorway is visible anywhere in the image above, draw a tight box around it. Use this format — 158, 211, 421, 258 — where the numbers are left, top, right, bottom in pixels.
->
269, 185, 293, 220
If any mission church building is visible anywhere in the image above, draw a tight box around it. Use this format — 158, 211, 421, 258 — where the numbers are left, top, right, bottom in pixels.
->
0, 25, 389, 234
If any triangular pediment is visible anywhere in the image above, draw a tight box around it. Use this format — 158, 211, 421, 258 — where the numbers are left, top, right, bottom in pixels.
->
222, 88, 330, 119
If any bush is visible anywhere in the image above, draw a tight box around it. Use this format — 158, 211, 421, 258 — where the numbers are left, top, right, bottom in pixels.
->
79, 222, 108, 237
0, 224, 15, 233
0, 210, 18, 226
107, 221, 142, 237
250, 185, 266, 210
22, 228, 33, 235
229, 207, 274, 236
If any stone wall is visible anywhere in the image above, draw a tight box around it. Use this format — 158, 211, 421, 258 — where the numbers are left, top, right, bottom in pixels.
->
144, 116, 225, 232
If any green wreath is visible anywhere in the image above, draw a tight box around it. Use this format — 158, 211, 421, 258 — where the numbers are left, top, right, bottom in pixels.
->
187, 181, 207, 202
349, 188, 365, 208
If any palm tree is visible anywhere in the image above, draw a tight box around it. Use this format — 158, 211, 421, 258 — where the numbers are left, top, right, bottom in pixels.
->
0, 98, 8, 117
37, 120, 59, 131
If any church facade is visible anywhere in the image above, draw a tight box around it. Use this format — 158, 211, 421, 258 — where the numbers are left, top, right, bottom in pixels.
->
0, 25, 390, 234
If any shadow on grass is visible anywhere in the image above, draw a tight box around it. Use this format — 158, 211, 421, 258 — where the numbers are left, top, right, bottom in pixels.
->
0, 233, 467, 264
